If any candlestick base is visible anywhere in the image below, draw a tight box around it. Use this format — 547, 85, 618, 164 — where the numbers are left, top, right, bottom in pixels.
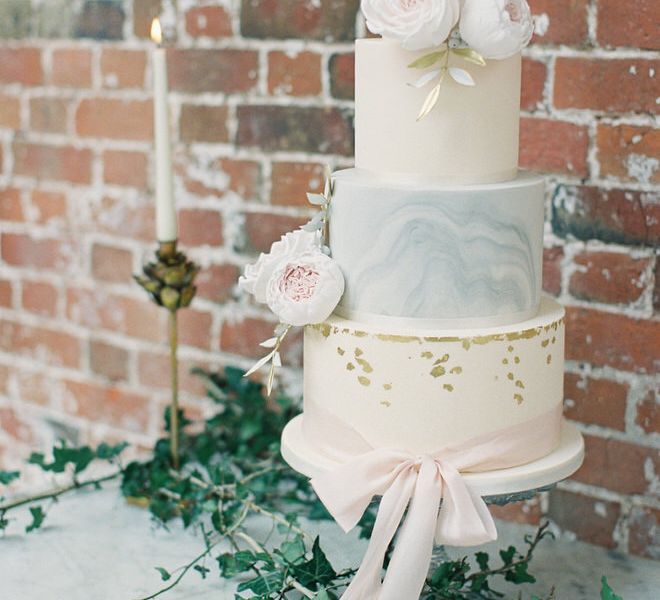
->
134, 240, 199, 312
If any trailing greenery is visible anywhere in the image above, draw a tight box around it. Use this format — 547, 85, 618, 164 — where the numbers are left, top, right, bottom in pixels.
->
0, 367, 625, 599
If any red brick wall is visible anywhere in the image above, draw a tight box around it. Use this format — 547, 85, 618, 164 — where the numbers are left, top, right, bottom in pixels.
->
0, 1, 658, 559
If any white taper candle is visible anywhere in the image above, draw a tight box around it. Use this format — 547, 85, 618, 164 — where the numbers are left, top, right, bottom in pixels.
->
151, 18, 177, 242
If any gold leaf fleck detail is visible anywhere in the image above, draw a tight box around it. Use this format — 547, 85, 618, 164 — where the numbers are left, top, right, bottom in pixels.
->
502, 358, 509, 365
436, 353, 450, 364
515, 380, 525, 389
507, 372, 514, 381
450, 366, 463, 374
353, 331, 368, 338
541, 339, 550, 348
443, 384, 454, 392
431, 365, 446, 378
514, 356, 520, 364
376, 334, 421, 343
337, 347, 345, 356
354, 348, 364, 357
514, 394, 524, 405
380, 400, 391, 407
547, 354, 552, 365
421, 351, 434, 359
358, 376, 371, 387
316, 323, 332, 338
552, 336, 556, 344
508, 346, 514, 353
356, 358, 373, 373
383, 383, 392, 391
462, 339, 471, 351
346, 363, 355, 371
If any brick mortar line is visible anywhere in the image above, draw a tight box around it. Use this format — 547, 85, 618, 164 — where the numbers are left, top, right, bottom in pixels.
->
558, 478, 660, 511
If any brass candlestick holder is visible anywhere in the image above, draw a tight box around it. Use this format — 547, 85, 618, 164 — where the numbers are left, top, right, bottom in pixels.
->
134, 240, 199, 469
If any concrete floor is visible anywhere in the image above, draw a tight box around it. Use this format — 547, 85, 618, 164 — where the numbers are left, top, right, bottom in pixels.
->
1, 484, 657, 599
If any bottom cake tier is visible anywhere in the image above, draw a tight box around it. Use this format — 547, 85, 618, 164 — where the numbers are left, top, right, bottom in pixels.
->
302, 297, 565, 457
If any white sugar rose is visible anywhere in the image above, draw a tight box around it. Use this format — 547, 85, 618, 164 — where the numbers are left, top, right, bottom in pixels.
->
239, 230, 319, 303
459, 0, 534, 60
266, 254, 345, 327
361, 0, 460, 51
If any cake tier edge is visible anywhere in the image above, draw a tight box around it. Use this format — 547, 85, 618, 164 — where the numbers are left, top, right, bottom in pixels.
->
303, 297, 565, 456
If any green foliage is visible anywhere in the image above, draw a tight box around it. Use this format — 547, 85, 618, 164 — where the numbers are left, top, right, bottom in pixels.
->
0, 470, 20, 485
0, 366, 617, 600
25, 505, 45, 533
601, 576, 624, 600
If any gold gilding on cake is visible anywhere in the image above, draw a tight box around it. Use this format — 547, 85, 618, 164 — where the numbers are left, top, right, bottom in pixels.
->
515, 380, 525, 389
421, 351, 433, 359
431, 365, 446, 378
502, 358, 509, 365
355, 347, 364, 357
346, 362, 355, 371
383, 383, 392, 391
450, 366, 462, 375
547, 354, 552, 365
311, 318, 564, 349
514, 394, 524, 405
337, 347, 345, 356
541, 339, 550, 348
356, 358, 373, 373
377, 334, 423, 343
514, 356, 520, 364
443, 384, 454, 392
358, 376, 371, 387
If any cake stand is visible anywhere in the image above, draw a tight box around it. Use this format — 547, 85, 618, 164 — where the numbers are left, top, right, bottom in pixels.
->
282, 415, 584, 507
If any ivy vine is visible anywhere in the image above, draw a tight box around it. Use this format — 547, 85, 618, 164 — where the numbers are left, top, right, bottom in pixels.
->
0, 367, 625, 600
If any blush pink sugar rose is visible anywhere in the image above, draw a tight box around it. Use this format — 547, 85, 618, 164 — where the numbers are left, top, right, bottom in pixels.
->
266, 254, 345, 327
361, 0, 460, 51
459, 0, 534, 59
238, 230, 319, 303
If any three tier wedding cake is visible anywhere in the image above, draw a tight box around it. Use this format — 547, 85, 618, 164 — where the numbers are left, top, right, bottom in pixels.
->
238, 2, 582, 598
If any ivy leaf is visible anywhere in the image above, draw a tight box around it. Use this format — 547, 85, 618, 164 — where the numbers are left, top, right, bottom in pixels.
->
475, 551, 489, 570
236, 572, 284, 595
600, 576, 623, 600
505, 561, 536, 585
154, 567, 171, 581
449, 67, 476, 87
193, 564, 210, 579
451, 47, 487, 67
278, 535, 306, 565
408, 49, 447, 69
499, 545, 516, 566
25, 506, 45, 533
217, 551, 257, 578
313, 591, 332, 600
0, 470, 20, 485
291, 537, 337, 587
95, 442, 129, 461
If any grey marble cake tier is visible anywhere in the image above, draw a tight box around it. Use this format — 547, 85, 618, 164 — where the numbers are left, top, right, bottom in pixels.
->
329, 169, 545, 328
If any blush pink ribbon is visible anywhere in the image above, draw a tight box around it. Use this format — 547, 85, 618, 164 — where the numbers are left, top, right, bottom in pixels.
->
309, 404, 563, 600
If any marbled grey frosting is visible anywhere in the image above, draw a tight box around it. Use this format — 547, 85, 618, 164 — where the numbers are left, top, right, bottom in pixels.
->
329, 169, 545, 327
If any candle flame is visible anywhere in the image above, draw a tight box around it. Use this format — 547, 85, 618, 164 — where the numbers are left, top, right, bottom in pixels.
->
150, 18, 163, 44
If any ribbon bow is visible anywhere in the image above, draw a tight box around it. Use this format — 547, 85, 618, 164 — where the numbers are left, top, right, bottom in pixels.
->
312, 450, 496, 600
308, 404, 563, 600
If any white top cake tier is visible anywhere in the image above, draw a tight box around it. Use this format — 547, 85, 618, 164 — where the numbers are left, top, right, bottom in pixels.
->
355, 38, 522, 183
